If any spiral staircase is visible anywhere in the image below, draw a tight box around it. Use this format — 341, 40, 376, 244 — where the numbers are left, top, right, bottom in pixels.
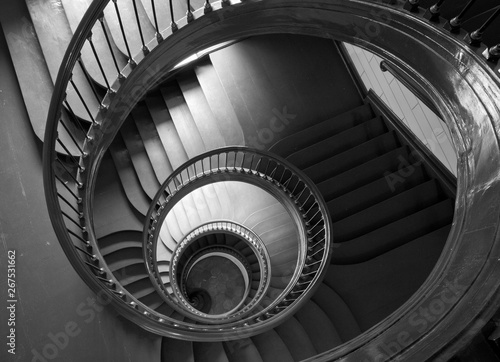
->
3, 0, 498, 360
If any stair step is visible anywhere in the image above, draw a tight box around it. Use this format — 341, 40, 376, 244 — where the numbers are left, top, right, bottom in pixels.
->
333, 179, 441, 242
139, 292, 165, 310
131, 102, 173, 183
109, 134, 151, 215
105, 247, 143, 272
252, 330, 295, 362
332, 199, 454, 264
93, 152, 144, 238
161, 83, 206, 157
194, 59, 245, 146
270, 103, 374, 157
157, 236, 172, 262
145, 91, 189, 169
99, 231, 142, 256
317, 146, 411, 201
193, 341, 230, 362
126, 279, 158, 299
26, 0, 99, 122
2, 1, 53, 141
103, 0, 155, 58
326, 225, 451, 330
110, 263, 148, 286
61, 0, 128, 87
177, 71, 226, 150
287, 116, 386, 168
328, 163, 428, 221
160, 223, 179, 252
162, 339, 194, 362
121, 116, 161, 199
304, 131, 399, 183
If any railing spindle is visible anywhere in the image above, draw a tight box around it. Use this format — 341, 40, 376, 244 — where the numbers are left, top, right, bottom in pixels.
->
64, 100, 91, 140
186, 0, 194, 22
204, 0, 212, 13
112, 0, 134, 61
78, 58, 102, 105
99, 16, 121, 75
56, 158, 83, 188
132, 0, 148, 54
445, 0, 477, 33
56, 138, 85, 171
424, 0, 446, 22
56, 175, 82, 202
87, 33, 111, 90
169, 0, 178, 32
59, 120, 85, 156
403, 0, 420, 13
466, 6, 500, 46
62, 211, 86, 231
483, 44, 500, 62
57, 192, 83, 217
150, 0, 162, 42
69, 79, 98, 126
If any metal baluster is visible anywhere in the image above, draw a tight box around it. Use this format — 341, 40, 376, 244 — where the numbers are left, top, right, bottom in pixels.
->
62, 211, 86, 231
444, 0, 477, 33
151, 0, 162, 42
56, 138, 85, 171
186, 0, 194, 22
112, 0, 134, 62
56, 158, 83, 188
132, 0, 149, 54
75, 245, 97, 259
84, 261, 104, 273
204, 0, 212, 14
424, 0, 446, 22
64, 100, 90, 140
59, 120, 85, 156
466, 6, 500, 46
404, 0, 420, 13
55, 175, 82, 202
57, 192, 83, 217
99, 16, 121, 75
169, 0, 178, 32
69, 79, 98, 126
87, 32, 111, 90
67, 228, 88, 244
483, 44, 500, 62
78, 57, 102, 105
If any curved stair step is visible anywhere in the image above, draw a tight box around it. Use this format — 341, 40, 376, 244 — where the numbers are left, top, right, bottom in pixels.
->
317, 146, 411, 201
326, 225, 451, 331
162, 337, 194, 362
332, 179, 442, 242
193, 342, 230, 362
103, 0, 155, 58
270, 103, 374, 157
105, 247, 144, 272
121, 116, 161, 199
109, 134, 151, 215
304, 131, 399, 183
161, 83, 207, 157
287, 116, 386, 168
332, 200, 454, 264
145, 90, 189, 169
178, 71, 226, 150
61, 0, 128, 88
327, 162, 427, 221
251, 330, 294, 362
98, 230, 142, 256
26, 0, 99, 122
132, 102, 173, 183
93, 152, 144, 238
194, 59, 245, 146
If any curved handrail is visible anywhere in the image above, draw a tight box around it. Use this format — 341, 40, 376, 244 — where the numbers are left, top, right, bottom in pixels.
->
42, 0, 500, 356
144, 146, 333, 328
169, 221, 272, 322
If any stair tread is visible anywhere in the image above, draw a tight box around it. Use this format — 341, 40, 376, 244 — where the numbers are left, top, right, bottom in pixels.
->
61, 0, 128, 87
177, 71, 226, 150
271, 103, 374, 157
317, 146, 410, 201
103, 0, 156, 59
328, 162, 427, 221
120, 116, 161, 199
145, 91, 189, 169
304, 131, 399, 183
194, 59, 245, 146
333, 179, 441, 242
332, 199, 454, 264
287, 116, 385, 168
131, 102, 173, 183
26, 0, 99, 122
93, 153, 144, 238
161, 83, 207, 157
2, 2, 53, 141
109, 134, 151, 215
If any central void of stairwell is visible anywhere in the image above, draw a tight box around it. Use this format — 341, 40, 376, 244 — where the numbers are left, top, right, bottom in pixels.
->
143, 146, 332, 329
